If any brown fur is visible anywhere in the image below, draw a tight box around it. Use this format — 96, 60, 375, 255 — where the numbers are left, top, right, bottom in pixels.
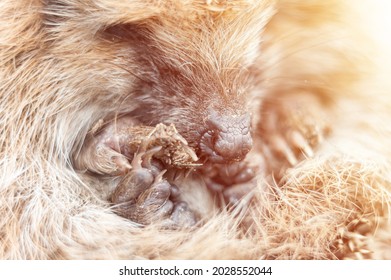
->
1, 0, 391, 259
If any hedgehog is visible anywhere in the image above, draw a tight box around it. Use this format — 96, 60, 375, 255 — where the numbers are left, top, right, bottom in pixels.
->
1, 0, 391, 259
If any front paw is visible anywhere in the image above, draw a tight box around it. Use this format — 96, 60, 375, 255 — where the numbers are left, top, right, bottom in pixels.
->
73, 116, 143, 176
110, 147, 197, 228
203, 156, 263, 205
258, 93, 331, 167
73, 118, 200, 176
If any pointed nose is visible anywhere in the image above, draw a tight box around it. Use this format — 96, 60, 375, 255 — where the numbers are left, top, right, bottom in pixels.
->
200, 110, 253, 163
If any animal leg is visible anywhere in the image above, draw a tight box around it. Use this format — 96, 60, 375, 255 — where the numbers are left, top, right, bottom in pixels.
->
258, 92, 331, 169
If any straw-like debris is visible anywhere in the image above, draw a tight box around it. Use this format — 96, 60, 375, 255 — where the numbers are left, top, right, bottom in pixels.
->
127, 123, 201, 169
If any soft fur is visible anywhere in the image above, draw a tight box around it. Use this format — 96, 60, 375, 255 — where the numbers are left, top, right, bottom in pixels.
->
1, 0, 391, 259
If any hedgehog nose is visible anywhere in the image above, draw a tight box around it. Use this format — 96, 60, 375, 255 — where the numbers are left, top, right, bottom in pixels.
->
200, 110, 253, 163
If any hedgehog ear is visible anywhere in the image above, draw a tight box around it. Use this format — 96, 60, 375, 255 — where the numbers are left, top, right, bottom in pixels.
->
45, 0, 161, 27
90, 0, 162, 25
